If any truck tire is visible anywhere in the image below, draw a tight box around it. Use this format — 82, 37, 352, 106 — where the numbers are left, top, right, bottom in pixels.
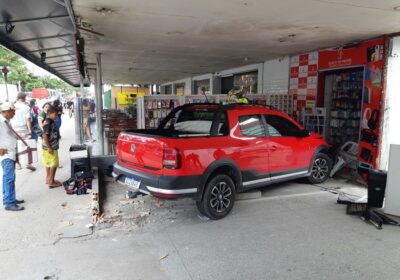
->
308, 153, 332, 184
198, 174, 236, 220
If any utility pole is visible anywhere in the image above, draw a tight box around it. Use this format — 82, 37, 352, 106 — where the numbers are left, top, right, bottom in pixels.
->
2, 66, 9, 101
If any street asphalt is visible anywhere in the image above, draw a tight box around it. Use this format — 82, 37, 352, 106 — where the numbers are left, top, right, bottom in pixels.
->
1, 115, 399, 280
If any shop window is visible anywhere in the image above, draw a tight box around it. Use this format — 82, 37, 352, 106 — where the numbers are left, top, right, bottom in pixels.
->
239, 115, 266, 137
175, 83, 185, 96
221, 76, 234, 95
165, 85, 172, 95
265, 114, 301, 137
195, 79, 211, 95
233, 71, 258, 95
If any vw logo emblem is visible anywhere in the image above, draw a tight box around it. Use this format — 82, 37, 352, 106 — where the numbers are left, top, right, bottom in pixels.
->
130, 144, 136, 152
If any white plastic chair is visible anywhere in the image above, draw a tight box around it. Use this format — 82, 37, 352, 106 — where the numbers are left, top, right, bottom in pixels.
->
330, 141, 358, 177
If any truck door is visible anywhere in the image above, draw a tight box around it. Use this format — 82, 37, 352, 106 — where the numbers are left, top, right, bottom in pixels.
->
236, 114, 270, 188
264, 114, 310, 178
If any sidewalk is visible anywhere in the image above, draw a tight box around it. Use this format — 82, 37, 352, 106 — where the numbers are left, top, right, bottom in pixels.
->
0, 115, 92, 252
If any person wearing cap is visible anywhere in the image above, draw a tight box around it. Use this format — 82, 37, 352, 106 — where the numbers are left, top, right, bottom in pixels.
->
0, 103, 25, 211
10, 92, 36, 171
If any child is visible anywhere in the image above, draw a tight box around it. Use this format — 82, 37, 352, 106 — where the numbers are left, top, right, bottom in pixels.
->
42, 106, 61, 188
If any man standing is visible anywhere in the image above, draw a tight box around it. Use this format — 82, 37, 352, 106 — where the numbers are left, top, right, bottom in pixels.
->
10, 92, 36, 171
0, 103, 25, 211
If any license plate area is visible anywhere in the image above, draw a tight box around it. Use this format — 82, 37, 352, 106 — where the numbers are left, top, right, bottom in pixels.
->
124, 176, 141, 190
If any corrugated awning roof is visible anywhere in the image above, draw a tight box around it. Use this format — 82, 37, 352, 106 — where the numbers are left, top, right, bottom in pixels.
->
0, 0, 88, 87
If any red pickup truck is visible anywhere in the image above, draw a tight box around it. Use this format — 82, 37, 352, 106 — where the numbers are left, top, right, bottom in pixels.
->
113, 103, 332, 219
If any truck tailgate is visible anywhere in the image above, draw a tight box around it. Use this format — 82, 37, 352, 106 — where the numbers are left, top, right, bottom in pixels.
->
117, 132, 165, 170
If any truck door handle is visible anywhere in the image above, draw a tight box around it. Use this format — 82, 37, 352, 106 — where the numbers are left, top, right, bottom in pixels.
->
270, 145, 277, 151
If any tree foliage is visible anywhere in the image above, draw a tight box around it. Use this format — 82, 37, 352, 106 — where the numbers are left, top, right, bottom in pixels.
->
0, 46, 78, 95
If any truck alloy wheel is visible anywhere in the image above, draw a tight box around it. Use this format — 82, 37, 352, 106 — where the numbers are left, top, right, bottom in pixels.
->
308, 153, 332, 184
198, 174, 236, 220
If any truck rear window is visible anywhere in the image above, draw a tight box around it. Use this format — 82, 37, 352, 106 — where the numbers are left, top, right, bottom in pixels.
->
160, 106, 228, 136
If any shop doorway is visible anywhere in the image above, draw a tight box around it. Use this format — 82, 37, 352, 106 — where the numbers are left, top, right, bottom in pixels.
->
319, 67, 364, 149
221, 76, 234, 95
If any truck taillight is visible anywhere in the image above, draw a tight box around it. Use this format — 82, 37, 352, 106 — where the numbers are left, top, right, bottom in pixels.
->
163, 147, 180, 169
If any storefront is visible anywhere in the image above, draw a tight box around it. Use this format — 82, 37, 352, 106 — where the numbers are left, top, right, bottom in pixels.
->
221, 71, 258, 95
290, 37, 386, 170
193, 79, 210, 95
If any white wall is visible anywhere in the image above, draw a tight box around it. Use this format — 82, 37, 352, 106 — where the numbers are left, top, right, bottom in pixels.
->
263, 57, 290, 95
379, 36, 400, 170
162, 58, 291, 96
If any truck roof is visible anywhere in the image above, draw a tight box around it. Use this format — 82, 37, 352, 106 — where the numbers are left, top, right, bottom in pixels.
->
181, 103, 279, 113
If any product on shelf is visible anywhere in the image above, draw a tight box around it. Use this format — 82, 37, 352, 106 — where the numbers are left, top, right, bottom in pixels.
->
144, 97, 181, 128
326, 70, 363, 146
267, 94, 293, 116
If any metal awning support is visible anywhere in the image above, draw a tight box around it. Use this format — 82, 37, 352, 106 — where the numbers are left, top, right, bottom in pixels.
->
30, 45, 73, 52
11, 33, 73, 44
53, 0, 66, 7
95, 53, 104, 155
58, 71, 79, 75
64, 0, 77, 32
52, 63, 76, 68
0, 15, 70, 26
47, 60, 74, 65
45, 53, 74, 59
75, 79, 84, 144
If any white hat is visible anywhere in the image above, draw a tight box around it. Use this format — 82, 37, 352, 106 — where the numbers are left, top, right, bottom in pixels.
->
0, 102, 16, 112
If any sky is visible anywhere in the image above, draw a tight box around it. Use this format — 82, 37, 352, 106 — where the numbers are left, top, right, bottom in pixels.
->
22, 58, 106, 93
23, 58, 58, 78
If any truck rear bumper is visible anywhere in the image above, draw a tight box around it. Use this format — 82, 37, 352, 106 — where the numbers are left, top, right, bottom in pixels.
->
112, 162, 200, 198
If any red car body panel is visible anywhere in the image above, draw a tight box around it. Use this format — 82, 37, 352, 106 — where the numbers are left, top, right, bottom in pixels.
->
113, 104, 330, 199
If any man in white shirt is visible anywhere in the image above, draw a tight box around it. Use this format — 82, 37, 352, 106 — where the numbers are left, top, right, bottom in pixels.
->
11, 92, 36, 171
0, 103, 25, 211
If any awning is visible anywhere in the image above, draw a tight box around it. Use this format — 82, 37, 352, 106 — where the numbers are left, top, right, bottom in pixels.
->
0, 0, 88, 87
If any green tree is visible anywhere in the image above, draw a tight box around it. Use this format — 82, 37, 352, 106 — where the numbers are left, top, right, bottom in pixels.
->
0, 46, 31, 91
1, 46, 79, 95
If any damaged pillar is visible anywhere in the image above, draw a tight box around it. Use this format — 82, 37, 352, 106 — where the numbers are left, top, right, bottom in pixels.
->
74, 78, 84, 144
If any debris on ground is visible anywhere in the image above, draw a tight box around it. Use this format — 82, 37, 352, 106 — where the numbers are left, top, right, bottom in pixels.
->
153, 198, 165, 208
60, 220, 74, 227
61, 202, 67, 208
119, 199, 135, 205
159, 253, 169, 260
98, 214, 122, 224
197, 214, 210, 221
85, 223, 94, 229
126, 190, 139, 199
139, 211, 150, 217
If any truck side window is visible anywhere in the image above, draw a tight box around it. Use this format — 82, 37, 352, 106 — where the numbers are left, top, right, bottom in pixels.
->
239, 115, 266, 137
265, 114, 301, 137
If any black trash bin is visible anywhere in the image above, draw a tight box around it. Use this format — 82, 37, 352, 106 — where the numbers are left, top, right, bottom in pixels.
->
70, 145, 91, 177
367, 169, 387, 208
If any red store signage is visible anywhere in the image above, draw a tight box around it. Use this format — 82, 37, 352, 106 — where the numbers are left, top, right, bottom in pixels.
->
319, 47, 366, 70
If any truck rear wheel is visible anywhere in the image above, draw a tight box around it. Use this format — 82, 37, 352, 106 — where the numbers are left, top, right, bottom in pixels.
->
197, 174, 236, 220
